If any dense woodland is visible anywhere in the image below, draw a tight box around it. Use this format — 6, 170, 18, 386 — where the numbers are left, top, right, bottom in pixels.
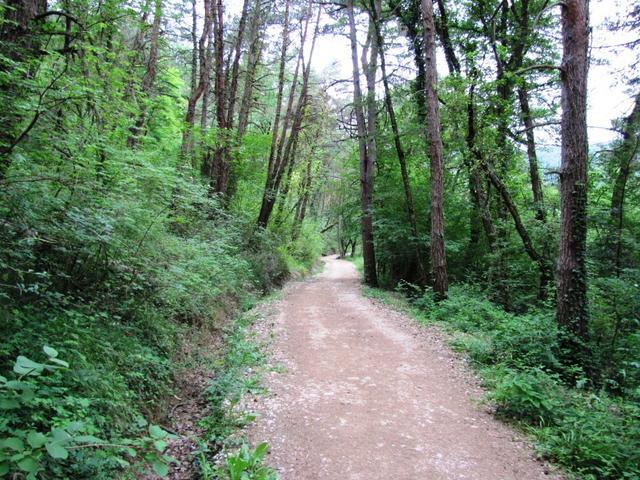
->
0, 0, 639, 478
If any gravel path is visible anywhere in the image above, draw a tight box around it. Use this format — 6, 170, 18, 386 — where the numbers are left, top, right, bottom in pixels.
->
246, 255, 561, 480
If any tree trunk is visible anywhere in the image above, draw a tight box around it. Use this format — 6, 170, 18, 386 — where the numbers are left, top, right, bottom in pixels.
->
0, 0, 47, 177
434, 0, 460, 75
180, 0, 212, 165
518, 86, 545, 221
422, 0, 448, 300
257, 0, 318, 228
556, 0, 590, 367
348, 0, 377, 286
256, 0, 290, 227
210, 0, 229, 195
388, 0, 426, 121
237, 0, 263, 140
370, 0, 427, 285
609, 93, 640, 276
127, 0, 162, 149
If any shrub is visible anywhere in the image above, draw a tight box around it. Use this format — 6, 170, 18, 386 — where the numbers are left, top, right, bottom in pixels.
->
493, 313, 562, 372
489, 367, 565, 426
537, 396, 640, 479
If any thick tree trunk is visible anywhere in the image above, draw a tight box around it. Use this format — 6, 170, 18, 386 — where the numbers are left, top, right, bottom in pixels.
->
370, 0, 427, 285
556, 0, 590, 365
422, 0, 448, 300
348, 0, 377, 286
210, 0, 229, 195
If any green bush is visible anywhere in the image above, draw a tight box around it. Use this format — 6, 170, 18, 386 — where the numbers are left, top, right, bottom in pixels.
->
493, 313, 561, 371
537, 397, 640, 479
489, 367, 564, 425
431, 285, 511, 332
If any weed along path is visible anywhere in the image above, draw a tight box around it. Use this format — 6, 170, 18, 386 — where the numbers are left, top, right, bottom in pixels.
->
245, 255, 562, 480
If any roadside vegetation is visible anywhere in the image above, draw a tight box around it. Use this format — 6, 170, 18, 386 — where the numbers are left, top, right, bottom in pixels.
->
2, 0, 639, 478
362, 283, 640, 480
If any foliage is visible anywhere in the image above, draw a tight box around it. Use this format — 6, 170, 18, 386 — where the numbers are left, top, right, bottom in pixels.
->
367, 284, 640, 479
224, 442, 277, 480
0, 347, 175, 478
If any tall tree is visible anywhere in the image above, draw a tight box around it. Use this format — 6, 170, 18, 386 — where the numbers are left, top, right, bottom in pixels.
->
370, 0, 427, 284
180, 0, 212, 164
609, 93, 640, 276
347, 0, 377, 286
556, 0, 590, 366
422, 0, 448, 299
127, 0, 163, 148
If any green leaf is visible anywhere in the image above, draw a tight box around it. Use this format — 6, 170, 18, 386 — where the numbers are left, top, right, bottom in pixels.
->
153, 440, 167, 452
151, 459, 169, 476
3, 437, 25, 451
149, 425, 167, 440
17, 456, 39, 473
253, 442, 269, 463
43, 346, 58, 358
50, 428, 71, 443
26, 431, 47, 449
114, 457, 130, 467
20, 388, 35, 402
13, 356, 44, 376
46, 442, 69, 460
48, 358, 69, 368
0, 462, 9, 475
0, 398, 20, 409
65, 421, 84, 433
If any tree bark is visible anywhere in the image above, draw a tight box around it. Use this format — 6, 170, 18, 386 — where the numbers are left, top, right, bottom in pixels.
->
348, 0, 378, 286
237, 0, 264, 139
518, 86, 545, 221
556, 0, 590, 366
180, 0, 212, 165
258, 0, 322, 228
0, 0, 47, 177
210, 0, 229, 195
422, 0, 448, 300
370, 0, 427, 285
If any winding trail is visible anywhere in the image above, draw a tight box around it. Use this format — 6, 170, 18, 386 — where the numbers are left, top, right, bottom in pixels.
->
246, 256, 561, 480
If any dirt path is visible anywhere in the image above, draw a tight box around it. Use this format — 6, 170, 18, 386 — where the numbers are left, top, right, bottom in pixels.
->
246, 256, 561, 480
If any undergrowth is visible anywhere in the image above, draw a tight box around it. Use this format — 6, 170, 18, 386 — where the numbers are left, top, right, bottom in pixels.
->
362, 282, 640, 480
0, 156, 321, 477
196, 306, 278, 479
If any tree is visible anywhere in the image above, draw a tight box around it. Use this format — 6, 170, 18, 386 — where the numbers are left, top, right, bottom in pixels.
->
421, 0, 447, 299
556, 0, 590, 367
347, 0, 377, 286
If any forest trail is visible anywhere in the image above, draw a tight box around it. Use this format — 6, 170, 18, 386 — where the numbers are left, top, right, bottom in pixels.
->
246, 256, 562, 480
